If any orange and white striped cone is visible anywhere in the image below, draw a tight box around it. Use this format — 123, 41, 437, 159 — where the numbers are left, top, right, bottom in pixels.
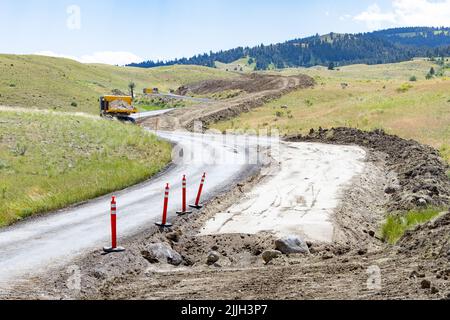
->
177, 175, 193, 216
103, 196, 125, 253
155, 183, 173, 228
190, 173, 206, 210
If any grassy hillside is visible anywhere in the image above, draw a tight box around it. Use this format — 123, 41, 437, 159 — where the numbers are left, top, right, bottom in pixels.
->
215, 57, 256, 73
0, 54, 236, 114
276, 58, 448, 80
0, 107, 172, 226
212, 59, 450, 163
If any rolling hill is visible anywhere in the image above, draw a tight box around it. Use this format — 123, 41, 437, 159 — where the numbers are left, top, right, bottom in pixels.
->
0, 54, 236, 114
129, 27, 450, 70
212, 59, 450, 163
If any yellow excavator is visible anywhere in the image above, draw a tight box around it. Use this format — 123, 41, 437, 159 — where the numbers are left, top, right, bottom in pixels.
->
99, 95, 138, 123
143, 88, 159, 94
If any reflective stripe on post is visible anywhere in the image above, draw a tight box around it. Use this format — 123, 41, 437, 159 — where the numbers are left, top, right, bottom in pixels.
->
190, 173, 206, 210
111, 197, 117, 249
177, 175, 192, 216
156, 183, 173, 228
162, 183, 169, 225
103, 196, 125, 253
182, 176, 187, 213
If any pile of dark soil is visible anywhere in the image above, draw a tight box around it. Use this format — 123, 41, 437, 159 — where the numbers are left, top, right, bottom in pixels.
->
183, 75, 315, 131
286, 127, 450, 211
398, 208, 450, 259
177, 73, 314, 96
140, 73, 315, 131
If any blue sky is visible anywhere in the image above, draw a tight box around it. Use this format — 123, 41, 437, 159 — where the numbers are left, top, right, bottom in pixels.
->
0, 0, 449, 65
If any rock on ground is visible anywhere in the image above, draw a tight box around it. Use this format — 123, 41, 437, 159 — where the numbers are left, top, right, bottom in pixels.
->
207, 251, 220, 265
141, 243, 183, 266
262, 250, 282, 264
275, 236, 310, 255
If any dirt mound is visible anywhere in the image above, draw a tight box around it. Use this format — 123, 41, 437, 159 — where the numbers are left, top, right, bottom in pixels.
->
183, 75, 315, 131
140, 73, 315, 131
397, 209, 450, 258
109, 99, 134, 111
176, 73, 314, 96
286, 127, 450, 211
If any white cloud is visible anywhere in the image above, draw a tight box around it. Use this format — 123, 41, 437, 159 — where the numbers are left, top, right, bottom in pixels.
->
33, 51, 142, 66
78, 52, 143, 65
354, 0, 450, 29
34, 51, 78, 61
339, 14, 352, 21
354, 4, 396, 29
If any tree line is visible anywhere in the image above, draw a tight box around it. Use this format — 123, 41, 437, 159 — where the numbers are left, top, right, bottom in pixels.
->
128, 27, 450, 70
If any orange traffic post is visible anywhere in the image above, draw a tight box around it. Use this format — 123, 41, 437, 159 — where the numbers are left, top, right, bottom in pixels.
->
156, 183, 173, 228
177, 175, 193, 216
103, 196, 125, 253
190, 173, 206, 210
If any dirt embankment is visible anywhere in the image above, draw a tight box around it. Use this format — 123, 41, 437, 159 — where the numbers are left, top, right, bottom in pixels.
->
286, 127, 450, 212
139, 73, 315, 131
176, 73, 301, 95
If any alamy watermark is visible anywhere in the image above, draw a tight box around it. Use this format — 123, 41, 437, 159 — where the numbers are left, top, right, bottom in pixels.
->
156, 120, 281, 172
366, 265, 382, 291
66, 265, 81, 292
66, 5, 81, 30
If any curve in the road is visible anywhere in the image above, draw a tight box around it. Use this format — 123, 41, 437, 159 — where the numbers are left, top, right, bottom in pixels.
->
0, 130, 268, 288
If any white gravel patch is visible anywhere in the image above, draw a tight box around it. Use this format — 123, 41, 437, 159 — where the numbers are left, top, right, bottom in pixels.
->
199, 142, 367, 243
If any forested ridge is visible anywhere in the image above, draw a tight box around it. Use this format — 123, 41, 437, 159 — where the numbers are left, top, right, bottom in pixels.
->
129, 27, 450, 70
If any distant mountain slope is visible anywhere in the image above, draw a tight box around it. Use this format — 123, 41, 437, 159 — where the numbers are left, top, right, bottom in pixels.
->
372, 27, 450, 47
129, 27, 450, 70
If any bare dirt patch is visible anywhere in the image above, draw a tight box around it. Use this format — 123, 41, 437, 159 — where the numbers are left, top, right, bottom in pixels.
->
286, 127, 450, 211
176, 73, 304, 96
138, 73, 315, 131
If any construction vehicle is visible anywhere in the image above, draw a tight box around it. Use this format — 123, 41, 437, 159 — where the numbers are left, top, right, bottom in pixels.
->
143, 88, 159, 94
99, 95, 137, 123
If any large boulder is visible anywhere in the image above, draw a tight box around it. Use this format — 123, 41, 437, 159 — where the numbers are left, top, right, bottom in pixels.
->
141, 243, 183, 266
275, 236, 310, 255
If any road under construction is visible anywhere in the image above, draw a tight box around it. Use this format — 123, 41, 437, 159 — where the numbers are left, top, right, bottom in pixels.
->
0, 73, 448, 300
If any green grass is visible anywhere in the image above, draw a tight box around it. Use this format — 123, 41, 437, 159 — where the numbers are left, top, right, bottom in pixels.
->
381, 208, 443, 244
272, 58, 448, 80
0, 108, 172, 226
0, 54, 237, 114
134, 95, 193, 112
212, 59, 450, 163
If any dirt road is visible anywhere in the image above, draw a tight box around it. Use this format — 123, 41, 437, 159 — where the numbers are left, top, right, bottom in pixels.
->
0, 130, 271, 291
139, 73, 315, 131
20, 128, 445, 301
1, 137, 380, 299
1, 73, 448, 300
